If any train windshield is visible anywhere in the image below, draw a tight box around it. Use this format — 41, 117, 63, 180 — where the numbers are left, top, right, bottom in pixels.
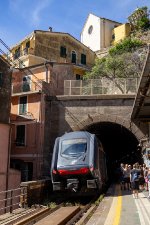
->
61, 139, 87, 157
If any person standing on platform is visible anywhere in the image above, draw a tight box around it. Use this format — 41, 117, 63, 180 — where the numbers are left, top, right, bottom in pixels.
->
120, 163, 125, 190
124, 164, 131, 190
147, 168, 150, 199
144, 167, 149, 191
130, 164, 141, 198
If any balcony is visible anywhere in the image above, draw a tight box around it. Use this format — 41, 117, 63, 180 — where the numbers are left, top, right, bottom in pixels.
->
12, 80, 50, 95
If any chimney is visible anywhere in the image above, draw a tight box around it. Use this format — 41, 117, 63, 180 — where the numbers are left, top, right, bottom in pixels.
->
49, 27, 52, 32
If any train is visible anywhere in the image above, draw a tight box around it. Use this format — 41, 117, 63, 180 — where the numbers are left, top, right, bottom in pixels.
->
51, 131, 108, 194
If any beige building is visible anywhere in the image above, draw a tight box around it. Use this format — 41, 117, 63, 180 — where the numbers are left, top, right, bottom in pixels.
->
9, 30, 96, 79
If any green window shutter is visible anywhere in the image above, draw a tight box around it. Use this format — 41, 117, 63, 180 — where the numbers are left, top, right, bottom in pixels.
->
19, 96, 27, 114
60, 46, 66, 57
81, 54, 86, 65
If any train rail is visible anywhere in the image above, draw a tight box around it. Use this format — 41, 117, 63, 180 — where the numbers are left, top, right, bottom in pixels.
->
0, 194, 104, 225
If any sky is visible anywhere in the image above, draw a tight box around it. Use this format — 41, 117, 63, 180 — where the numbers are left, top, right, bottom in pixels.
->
0, 0, 150, 51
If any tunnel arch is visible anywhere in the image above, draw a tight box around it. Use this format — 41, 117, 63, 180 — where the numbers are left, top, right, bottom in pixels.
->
71, 113, 146, 178
72, 113, 145, 142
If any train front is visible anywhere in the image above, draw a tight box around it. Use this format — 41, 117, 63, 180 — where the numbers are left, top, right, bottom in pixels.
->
51, 131, 97, 193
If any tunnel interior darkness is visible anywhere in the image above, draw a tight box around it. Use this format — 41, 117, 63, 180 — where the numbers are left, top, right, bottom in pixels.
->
86, 122, 143, 180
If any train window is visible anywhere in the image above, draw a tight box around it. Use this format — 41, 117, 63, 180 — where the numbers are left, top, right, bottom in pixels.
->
61, 139, 87, 157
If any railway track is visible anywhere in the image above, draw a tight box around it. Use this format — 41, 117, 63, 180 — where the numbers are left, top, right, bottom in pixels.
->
0, 194, 104, 225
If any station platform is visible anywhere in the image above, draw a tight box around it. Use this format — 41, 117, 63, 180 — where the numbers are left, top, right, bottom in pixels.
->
87, 184, 150, 225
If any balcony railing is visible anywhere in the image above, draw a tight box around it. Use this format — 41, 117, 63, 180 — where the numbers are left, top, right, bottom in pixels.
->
12, 81, 41, 94
64, 78, 139, 95
0, 187, 27, 215
12, 80, 51, 95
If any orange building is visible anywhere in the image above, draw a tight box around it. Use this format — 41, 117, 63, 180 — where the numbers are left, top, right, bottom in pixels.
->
10, 30, 96, 181
10, 62, 78, 180
0, 56, 21, 193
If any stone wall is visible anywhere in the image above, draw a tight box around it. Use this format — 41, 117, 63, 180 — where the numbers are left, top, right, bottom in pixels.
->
43, 95, 147, 176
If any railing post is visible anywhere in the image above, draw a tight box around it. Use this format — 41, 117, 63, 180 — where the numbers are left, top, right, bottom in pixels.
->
69, 80, 71, 96
125, 79, 127, 94
80, 80, 82, 95
10, 190, 13, 213
91, 80, 93, 95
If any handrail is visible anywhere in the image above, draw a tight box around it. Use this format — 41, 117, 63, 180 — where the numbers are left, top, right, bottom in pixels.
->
0, 187, 27, 214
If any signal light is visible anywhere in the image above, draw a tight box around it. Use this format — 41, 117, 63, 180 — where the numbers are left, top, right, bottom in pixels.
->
52, 169, 57, 174
58, 167, 90, 175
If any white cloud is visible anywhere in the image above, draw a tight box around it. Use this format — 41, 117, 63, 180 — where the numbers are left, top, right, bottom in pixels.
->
9, 0, 54, 26
32, 0, 53, 26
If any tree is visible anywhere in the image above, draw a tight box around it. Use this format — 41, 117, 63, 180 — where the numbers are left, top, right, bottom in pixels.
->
85, 49, 146, 93
128, 6, 150, 31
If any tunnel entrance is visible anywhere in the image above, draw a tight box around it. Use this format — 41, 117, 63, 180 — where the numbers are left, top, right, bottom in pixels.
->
85, 122, 143, 180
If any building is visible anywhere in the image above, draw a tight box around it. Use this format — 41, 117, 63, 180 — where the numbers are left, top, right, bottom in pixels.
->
112, 23, 131, 45
0, 56, 21, 192
81, 13, 121, 52
9, 30, 96, 79
10, 60, 81, 180
8, 29, 96, 181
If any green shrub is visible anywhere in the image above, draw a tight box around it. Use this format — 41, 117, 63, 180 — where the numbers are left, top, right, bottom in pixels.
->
109, 38, 143, 55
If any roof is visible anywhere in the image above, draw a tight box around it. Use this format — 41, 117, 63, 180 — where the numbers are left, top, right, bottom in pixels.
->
11, 30, 96, 54
81, 13, 122, 34
131, 45, 150, 121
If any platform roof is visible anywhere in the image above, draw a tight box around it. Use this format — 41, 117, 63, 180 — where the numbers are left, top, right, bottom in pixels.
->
131, 45, 150, 122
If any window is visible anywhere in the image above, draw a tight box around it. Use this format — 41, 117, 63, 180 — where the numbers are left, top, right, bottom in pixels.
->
26, 41, 30, 48
81, 54, 86, 65
76, 74, 82, 80
14, 47, 20, 59
19, 96, 27, 114
22, 76, 31, 92
0, 72, 3, 87
60, 46, 67, 58
16, 125, 25, 146
61, 139, 87, 158
24, 41, 30, 55
88, 25, 93, 34
71, 51, 76, 64
112, 34, 115, 40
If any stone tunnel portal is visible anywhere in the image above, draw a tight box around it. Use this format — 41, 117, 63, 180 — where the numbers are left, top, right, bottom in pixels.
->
85, 122, 142, 180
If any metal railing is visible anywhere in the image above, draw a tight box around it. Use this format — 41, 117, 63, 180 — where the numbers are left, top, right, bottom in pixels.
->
12, 81, 42, 94
64, 78, 139, 95
0, 187, 27, 215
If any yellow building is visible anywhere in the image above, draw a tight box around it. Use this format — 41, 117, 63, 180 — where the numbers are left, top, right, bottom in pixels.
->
9, 30, 96, 79
112, 23, 131, 44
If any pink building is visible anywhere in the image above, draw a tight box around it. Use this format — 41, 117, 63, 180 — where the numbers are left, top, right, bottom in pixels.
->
0, 56, 21, 192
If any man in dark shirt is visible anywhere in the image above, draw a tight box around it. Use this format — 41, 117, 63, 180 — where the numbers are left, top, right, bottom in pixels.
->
130, 164, 141, 198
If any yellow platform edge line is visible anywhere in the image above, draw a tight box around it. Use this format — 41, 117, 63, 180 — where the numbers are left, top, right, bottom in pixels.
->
112, 185, 122, 225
